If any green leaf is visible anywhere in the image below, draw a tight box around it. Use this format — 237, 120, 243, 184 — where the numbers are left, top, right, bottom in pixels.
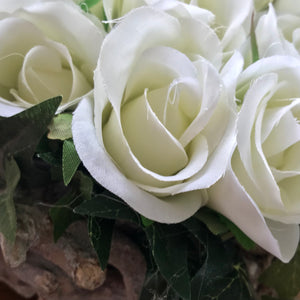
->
141, 215, 154, 227
80, 0, 100, 10
88, 217, 115, 270
0, 96, 61, 181
0, 97, 60, 242
260, 246, 300, 299
49, 190, 83, 242
77, 171, 93, 201
0, 157, 20, 244
140, 270, 181, 300
184, 218, 252, 300
62, 140, 81, 186
49, 171, 93, 242
251, 13, 259, 63
74, 194, 141, 224
195, 208, 228, 236
145, 224, 191, 300
47, 113, 73, 140
219, 215, 256, 251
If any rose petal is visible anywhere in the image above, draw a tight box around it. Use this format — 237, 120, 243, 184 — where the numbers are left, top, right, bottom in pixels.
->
100, 7, 180, 116
115, 93, 188, 176
263, 110, 300, 157
179, 59, 221, 147
208, 168, 299, 263
0, 17, 46, 58
256, 5, 287, 57
72, 97, 203, 223
124, 46, 198, 103
274, 0, 300, 15
16, 1, 105, 75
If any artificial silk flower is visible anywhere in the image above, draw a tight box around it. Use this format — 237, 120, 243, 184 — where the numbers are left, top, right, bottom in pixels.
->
100, 0, 253, 63
73, 7, 242, 223
182, 0, 253, 58
209, 55, 300, 262
0, 0, 105, 117
254, 4, 300, 58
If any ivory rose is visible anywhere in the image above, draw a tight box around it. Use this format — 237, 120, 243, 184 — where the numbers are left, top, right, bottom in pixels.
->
0, 0, 105, 117
209, 56, 300, 262
182, 0, 253, 56
100, 0, 253, 60
254, 2, 300, 59
73, 7, 242, 223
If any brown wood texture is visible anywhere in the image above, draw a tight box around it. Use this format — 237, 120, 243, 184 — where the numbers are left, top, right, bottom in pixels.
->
0, 282, 36, 300
0, 205, 146, 300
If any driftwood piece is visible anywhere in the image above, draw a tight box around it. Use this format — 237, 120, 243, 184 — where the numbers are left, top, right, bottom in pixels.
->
0, 205, 146, 300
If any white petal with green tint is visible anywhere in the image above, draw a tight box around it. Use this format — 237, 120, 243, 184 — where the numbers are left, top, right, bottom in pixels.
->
121, 94, 188, 176
99, 7, 180, 114
124, 46, 198, 102
73, 97, 203, 223
16, 1, 105, 73
208, 168, 299, 263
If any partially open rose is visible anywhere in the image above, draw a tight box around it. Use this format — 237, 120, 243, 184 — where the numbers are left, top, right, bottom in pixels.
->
73, 7, 241, 223
209, 56, 300, 262
254, 2, 300, 59
0, 0, 105, 116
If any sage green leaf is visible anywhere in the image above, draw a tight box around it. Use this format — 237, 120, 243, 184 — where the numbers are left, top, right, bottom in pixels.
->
47, 113, 73, 140
74, 195, 141, 224
260, 247, 300, 299
62, 140, 81, 186
49, 190, 83, 242
0, 157, 20, 244
88, 217, 114, 270
145, 224, 191, 300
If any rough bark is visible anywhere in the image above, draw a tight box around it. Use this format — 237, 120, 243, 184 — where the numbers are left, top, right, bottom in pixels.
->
0, 205, 146, 300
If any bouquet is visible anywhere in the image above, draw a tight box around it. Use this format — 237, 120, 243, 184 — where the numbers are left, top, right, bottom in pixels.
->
1, 0, 300, 299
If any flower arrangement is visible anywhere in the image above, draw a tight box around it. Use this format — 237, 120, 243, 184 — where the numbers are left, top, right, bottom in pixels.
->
1, 0, 300, 299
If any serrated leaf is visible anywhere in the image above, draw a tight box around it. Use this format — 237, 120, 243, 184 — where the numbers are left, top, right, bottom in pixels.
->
0, 157, 20, 244
145, 224, 191, 300
88, 217, 114, 270
62, 140, 81, 186
219, 215, 256, 251
184, 218, 252, 300
74, 195, 141, 224
260, 247, 300, 299
49, 190, 82, 242
47, 113, 73, 140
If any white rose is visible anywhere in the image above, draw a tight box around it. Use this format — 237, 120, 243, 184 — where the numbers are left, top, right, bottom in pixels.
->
181, 0, 253, 58
0, 0, 105, 117
73, 7, 242, 223
254, 2, 300, 59
208, 56, 300, 262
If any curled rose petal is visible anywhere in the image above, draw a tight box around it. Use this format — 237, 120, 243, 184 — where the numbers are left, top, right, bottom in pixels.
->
0, 0, 105, 116
73, 7, 240, 222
